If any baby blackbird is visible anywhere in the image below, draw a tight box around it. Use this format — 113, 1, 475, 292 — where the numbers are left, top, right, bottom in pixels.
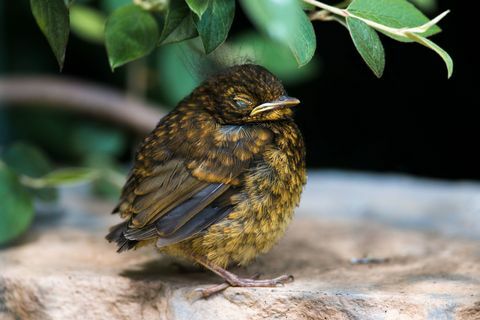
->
107, 64, 306, 297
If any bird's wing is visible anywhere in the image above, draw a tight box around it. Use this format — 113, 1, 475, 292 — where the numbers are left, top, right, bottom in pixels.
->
107, 119, 273, 251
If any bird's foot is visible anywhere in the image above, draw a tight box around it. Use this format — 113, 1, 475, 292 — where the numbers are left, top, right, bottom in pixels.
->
193, 256, 294, 298
195, 273, 293, 298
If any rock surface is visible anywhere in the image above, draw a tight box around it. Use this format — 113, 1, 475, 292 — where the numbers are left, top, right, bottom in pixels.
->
1, 171, 480, 320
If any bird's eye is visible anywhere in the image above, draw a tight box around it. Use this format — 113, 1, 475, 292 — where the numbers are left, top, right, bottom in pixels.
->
233, 98, 251, 109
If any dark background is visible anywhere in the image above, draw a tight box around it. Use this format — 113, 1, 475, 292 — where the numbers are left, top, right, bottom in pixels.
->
1, 0, 476, 180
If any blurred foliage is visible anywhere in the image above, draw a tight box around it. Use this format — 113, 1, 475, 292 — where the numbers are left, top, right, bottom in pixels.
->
226, 32, 320, 84
0, 141, 124, 245
0, 162, 34, 246
156, 40, 200, 105
20, 167, 100, 188
70, 5, 106, 43
410, 0, 438, 12
2, 142, 58, 202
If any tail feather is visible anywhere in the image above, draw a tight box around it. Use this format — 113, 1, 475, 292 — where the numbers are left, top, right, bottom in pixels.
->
106, 221, 138, 252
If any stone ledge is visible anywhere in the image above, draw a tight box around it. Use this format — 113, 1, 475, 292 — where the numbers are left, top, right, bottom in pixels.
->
1, 171, 480, 320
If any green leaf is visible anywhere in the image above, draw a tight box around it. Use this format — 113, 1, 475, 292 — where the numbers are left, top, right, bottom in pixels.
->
2, 142, 53, 178
299, 0, 315, 11
409, 0, 437, 12
159, 0, 198, 45
21, 168, 100, 188
30, 0, 70, 69
240, 0, 316, 66
195, 0, 235, 54
227, 32, 320, 84
406, 32, 453, 78
347, 0, 441, 42
101, 0, 131, 13
2, 142, 58, 202
186, 0, 209, 17
70, 5, 106, 44
347, 17, 385, 78
105, 4, 160, 70
0, 162, 34, 246
156, 40, 201, 105
162, 13, 198, 45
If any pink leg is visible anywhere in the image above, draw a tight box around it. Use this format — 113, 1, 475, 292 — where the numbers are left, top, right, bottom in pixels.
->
193, 257, 294, 298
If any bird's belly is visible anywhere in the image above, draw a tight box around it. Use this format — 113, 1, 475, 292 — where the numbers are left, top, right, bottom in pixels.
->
185, 156, 305, 268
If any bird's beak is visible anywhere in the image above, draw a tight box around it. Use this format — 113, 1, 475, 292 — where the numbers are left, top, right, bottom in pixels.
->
250, 96, 301, 116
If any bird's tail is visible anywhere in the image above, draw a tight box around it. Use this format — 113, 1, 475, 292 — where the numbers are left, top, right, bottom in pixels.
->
105, 221, 138, 252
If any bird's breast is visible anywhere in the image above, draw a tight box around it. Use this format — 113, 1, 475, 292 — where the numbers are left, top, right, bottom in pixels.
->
177, 120, 306, 267
243, 121, 306, 219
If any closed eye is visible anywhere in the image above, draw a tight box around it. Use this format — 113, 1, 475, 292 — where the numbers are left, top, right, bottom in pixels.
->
233, 97, 252, 109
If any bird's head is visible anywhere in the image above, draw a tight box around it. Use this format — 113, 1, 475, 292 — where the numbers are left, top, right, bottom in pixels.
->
191, 64, 300, 124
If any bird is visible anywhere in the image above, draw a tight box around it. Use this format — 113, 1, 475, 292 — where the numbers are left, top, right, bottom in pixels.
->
106, 64, 306, 297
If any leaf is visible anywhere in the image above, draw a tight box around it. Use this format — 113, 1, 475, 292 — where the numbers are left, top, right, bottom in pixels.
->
30, 0, 70, 69
299, 0, 315, 11
2, 142, 58, 202
70, 5, 106, 44
0, 162, 34, 246
105, 4, 160, 70
240, 0, 316, 66
162, 13, 198, 45
186, 0, 209, 18
194, 0, 235, 54
227, 32, 320, 84
101, 0, 132, 13
2, 142, 53, 178
405, 32, 453, 78
347, 0, 441, 42
159, 0, 198, 45
347, 17, 385, 78
409, 0, 437, 12
156, 40, 201, 105
21, 168, 100, 188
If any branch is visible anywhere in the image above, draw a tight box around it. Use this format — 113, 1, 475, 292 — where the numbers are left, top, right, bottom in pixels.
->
0, 75, 168, 134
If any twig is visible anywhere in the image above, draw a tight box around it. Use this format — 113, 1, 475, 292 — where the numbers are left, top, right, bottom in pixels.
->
0, 75, 168, 134
303, 0, 450, 38
302, 0, 347, 17
310, 10, 347, 27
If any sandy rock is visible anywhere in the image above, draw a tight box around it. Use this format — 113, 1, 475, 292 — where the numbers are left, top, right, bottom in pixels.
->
1, 171, 480, 320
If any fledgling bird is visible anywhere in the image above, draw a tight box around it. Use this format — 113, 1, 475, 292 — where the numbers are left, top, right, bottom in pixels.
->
106, 64, 306, 297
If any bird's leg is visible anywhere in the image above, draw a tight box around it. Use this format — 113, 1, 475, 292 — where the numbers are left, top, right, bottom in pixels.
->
193, 256, 294, 298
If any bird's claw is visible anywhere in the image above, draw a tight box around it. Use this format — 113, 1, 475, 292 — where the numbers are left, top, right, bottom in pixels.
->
193, 273, 294, 298
273, 274, 294, 286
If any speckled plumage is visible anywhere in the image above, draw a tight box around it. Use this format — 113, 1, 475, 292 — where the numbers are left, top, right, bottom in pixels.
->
107, 64, 306, 277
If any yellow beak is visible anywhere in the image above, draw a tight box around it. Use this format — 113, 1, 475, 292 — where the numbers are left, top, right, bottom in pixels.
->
249, 96, 301, 116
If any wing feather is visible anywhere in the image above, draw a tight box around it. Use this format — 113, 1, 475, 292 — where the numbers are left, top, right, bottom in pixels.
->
107, 114, 274, 251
